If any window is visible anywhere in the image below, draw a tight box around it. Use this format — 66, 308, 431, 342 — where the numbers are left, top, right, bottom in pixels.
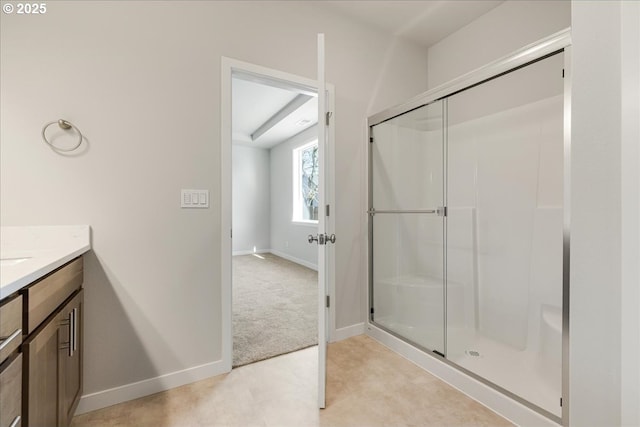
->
293, 140, 319, 223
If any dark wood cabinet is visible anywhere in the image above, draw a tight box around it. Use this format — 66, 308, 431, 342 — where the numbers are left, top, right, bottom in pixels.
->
0, 354, 22, 427
58, 291, 83, 427
22, 309, 60, 427
20, 258, 84, 427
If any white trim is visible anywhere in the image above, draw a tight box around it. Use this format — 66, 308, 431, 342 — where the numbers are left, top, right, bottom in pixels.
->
332, 322, 365, 342
221, 57, 233, 373
365, 324, 558, 427
221, 56, 337, 374
291, 220, 319, 227
75, 360, 226, 415
270, 249, 318, 271
232, 249, 271, 256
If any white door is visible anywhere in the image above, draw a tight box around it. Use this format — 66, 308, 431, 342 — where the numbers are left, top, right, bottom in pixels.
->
313, 33, 331, 409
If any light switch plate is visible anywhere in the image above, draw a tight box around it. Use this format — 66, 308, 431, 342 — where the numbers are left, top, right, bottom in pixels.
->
181, 189, 209, 208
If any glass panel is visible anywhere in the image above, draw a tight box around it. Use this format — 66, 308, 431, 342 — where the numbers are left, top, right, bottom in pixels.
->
372, 214, 444, 353
446, 53, 564, 417
370, 101, 444, 354
371, 103, 443, 211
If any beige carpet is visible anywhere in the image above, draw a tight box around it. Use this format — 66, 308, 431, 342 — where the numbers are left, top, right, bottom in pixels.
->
232, 253, 318, 367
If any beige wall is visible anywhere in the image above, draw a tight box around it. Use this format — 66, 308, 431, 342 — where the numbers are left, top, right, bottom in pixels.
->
0, 0, 428, 406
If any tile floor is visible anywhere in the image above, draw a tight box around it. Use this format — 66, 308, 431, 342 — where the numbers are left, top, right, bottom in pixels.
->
71, 335, 512, 427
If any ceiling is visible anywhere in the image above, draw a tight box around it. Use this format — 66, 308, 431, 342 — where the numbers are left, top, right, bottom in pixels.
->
232, 77, 318, 149
232, 1, 504, 149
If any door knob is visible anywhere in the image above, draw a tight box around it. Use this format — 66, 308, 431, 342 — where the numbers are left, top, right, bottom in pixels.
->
308, 234, 336, 245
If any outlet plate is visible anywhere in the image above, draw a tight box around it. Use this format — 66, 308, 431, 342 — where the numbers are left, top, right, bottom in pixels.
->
181, 189, 209, 208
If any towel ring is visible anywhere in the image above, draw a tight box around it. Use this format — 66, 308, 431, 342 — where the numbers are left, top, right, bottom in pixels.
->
42, 119, 83, 152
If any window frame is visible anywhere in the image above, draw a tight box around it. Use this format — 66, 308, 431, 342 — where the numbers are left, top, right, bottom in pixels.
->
292, 139, 320, 225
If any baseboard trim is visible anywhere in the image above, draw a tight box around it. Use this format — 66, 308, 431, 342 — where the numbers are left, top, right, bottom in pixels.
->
75, 359, 227, 415
269, 249, 318, 271
232, 249, 270, 256
332, 322, 365, 342
365, 323, 558, 427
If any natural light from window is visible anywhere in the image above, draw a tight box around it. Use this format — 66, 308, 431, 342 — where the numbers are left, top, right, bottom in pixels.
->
292, 140, 319, 223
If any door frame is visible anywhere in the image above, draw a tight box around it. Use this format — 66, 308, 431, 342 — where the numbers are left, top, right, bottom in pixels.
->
220, 56, 336, 372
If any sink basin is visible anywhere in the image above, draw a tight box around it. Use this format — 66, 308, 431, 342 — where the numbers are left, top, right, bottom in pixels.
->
0, 257, 31, 267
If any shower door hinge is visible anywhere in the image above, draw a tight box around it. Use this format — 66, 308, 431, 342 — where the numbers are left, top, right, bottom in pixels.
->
326, 295, 330, 308
560, 397, 563, 407
325, 111, 333, 126
369, 137, 374, 143
562, 69, 565, 78
326, 204, 330, 217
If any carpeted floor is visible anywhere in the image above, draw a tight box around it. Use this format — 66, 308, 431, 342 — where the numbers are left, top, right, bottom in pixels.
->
232, 253, 318, 367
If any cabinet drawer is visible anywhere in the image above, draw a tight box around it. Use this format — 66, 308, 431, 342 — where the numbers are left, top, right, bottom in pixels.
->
0, 353, 22, 427
0, 295, 22, 364
23, 257, 83, 335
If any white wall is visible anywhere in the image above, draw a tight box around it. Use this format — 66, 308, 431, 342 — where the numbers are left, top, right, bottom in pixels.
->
426, 0, 571, 89
232, 144, 270, 254
0, 0, 428, 409
620, 2, 640, 425
270, 126, 319, 270
570, 1, 640, 426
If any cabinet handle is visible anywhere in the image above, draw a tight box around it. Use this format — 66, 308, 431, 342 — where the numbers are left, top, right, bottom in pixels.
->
9, 415, 21, 427
72, 307, 78, 354
69, 308, 75, 357
0, 328, 22, 352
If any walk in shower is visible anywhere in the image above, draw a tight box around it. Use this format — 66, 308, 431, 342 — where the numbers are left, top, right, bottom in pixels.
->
368, 34, 569, 422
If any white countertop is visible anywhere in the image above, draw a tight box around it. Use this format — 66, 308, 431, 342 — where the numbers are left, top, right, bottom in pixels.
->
0, 225, 91, 301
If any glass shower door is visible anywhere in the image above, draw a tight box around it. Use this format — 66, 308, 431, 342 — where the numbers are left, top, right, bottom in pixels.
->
446, 52, 564, 417
369, 101, 445, 355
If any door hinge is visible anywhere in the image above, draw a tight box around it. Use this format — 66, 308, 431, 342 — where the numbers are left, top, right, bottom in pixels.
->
562, 69, 565, 78
230, 229, 233, 238
560, 397, 563, 407
326, 204, 330, 217
437, 206, 447, 217
369, 137, 374, 143
326, 295, 330, 308
325, 111, 333, 126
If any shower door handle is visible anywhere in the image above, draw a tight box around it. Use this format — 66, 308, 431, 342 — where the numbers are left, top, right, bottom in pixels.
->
367, 207, 447, 216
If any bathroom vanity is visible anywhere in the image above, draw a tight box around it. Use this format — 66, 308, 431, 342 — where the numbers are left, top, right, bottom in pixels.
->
0, 226, 90, 427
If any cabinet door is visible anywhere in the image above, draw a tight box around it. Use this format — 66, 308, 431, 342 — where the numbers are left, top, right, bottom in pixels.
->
23, 310, 61, 427
58, 290, 83, 427
0, 354, 22, 427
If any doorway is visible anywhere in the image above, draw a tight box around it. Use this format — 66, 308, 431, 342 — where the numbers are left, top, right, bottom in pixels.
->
220, 58, 336, 375
231, 72, 319, 367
